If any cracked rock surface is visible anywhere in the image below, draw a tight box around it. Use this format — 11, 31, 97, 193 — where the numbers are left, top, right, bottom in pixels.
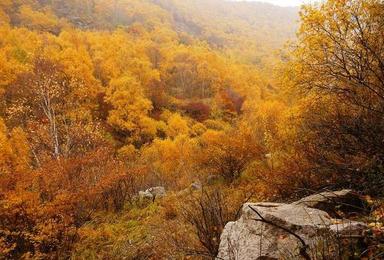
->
217, 191, 367, 260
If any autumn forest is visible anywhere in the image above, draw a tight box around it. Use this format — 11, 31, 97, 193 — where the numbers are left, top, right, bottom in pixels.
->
0, 0, 383, 259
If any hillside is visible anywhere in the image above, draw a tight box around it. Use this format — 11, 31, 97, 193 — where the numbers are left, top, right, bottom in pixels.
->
1, 0, 298, 61
0, 0, 383, 259
153, 0, 299, 63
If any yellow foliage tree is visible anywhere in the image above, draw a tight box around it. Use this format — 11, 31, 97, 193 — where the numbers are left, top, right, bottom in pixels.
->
166, 113, 190, 138
106, 75, 157, 146
0, 119, 30, 174
141, 135, 199, 188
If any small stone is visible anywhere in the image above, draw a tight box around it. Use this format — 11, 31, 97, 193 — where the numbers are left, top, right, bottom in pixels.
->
146, 186, 166, 199
190, 182, 202, 191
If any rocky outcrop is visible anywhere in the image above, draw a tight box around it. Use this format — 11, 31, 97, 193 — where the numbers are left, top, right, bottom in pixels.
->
139, 186, 166, 202
139, 190, 154, 201
147, 186, 166, 198
218, 191, 367, 260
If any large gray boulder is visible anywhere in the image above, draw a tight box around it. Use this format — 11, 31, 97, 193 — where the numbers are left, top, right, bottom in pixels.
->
218, 191, 367, 260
